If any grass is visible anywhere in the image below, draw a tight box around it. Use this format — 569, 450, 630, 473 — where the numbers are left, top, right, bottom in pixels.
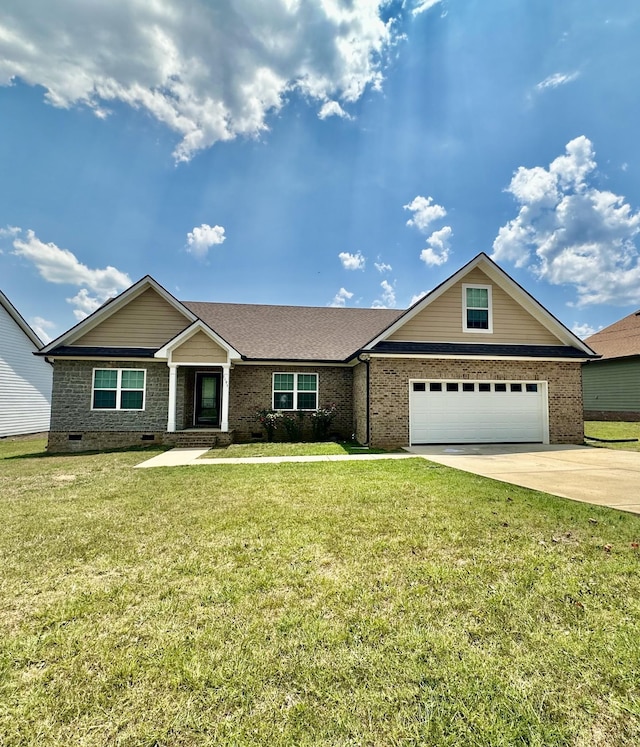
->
201, 441, 395, 458
584, 421, 640, 452
1, 437, 639, 745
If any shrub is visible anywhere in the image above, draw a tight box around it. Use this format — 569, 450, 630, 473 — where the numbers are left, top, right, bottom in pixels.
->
310, 403, 337, 441
256, 409, 281, 442
281, 411, 306, 442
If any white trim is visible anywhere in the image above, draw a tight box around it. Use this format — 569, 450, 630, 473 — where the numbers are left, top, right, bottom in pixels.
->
155, 319, 241, 362
167, 364, 177, 432
221, 364, 230, 432
91, 367, 146, 411
462, 283, 493, 334
272, 371, 319, 411
41, 276, 197, 353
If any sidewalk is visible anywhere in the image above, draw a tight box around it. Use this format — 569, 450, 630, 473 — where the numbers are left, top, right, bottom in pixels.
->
134, 447, 415, 468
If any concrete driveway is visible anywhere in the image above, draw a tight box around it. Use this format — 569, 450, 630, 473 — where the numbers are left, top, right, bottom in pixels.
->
405, 443, 640, 515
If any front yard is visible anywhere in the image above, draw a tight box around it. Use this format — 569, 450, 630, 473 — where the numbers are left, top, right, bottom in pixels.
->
1, 437, 639, 745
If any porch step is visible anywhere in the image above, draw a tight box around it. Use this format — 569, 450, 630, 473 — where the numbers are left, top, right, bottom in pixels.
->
167, 431, 233, 448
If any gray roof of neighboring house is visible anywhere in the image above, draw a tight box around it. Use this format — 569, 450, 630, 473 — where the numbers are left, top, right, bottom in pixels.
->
182, 301, 403, 361
585, 310, 640, 361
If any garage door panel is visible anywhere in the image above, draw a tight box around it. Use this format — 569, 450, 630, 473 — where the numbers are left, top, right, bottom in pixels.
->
410, 381, 547, 444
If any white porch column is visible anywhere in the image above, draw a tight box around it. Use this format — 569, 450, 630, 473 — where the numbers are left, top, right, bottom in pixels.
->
167, 364, 178, 432
221, 364, 230, 432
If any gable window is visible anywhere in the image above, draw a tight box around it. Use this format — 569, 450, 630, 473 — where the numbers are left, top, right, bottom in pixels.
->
273, 373, 318, 410
463, 284, 492, 333
92, 368, 145, 410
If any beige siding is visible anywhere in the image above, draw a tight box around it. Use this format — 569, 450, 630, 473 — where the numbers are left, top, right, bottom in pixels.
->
75, 288, 191, 347
172, 330, 228, 364
389, 268, 559, 344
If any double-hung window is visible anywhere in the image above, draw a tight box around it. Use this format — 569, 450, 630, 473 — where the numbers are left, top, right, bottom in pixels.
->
463, 284, 492, 332
273, 373, 318, 410
92, 368, 146, 410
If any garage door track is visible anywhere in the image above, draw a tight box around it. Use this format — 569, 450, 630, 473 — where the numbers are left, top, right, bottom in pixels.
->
405, 444, 640, 515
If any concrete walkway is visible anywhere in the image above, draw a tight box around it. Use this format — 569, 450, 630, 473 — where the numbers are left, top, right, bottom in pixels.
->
135, 448, 415, 468
135, 444, 640, 515
405, 444, 640, 515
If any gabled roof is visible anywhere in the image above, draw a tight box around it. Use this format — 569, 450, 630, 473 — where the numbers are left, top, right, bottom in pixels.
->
585, 310, 640, 361
183, 301, 402, 361
364, 252, 596, 356
0, 289, 44, 349
155, 319, 242, 361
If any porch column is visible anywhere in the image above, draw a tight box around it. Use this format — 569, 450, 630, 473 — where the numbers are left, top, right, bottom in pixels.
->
167, 363, 178, 432
221, 364, 230, 432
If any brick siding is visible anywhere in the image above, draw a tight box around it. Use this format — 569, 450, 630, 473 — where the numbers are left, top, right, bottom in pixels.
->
367, 357, 584, 448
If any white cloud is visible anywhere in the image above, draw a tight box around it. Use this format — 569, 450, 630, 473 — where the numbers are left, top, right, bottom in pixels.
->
0, 1, 398, 162
420, 225, 452, 266
30, 316, 56, 344
186, 223, 226, 259
409, 290, 428, 306
339, 251, 366, 270
404, 195, 447, 232
535, 71, 580, 91
572, 322, 600, 340
10, 228, 131, 319
492, 136, 640, 306
412, 0, 443, 15
318, 101, 352, 120
374, 261, 392, 273
329, 287, 354, 307
372, 279, 396, 308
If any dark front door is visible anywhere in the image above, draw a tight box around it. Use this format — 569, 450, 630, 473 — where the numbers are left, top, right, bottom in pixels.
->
194, 372, 221, 427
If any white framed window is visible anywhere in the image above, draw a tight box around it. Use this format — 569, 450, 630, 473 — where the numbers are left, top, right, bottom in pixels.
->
92, 368, 146, 410
463, 284, 493, 333
273, 372, 318, 410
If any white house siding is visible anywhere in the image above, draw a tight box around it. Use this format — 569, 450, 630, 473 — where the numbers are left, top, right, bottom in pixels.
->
0, 302, 52, 437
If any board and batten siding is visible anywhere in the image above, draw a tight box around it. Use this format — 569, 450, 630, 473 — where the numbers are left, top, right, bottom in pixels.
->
172, 330, 228, 364
75, 288, 191, 348
0, 302, 52, 436
388, 267, 560, 345
583, 358, 640, 412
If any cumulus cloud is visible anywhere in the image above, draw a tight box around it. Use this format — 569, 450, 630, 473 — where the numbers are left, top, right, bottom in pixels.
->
372, 279, 396, 308
10, 228, 131, 319
420, 225, 452, 266
404, 195, 447, 232
339, 251, 366, 270
412, 0, 443, 15
329, 287, 354, 307
572, 322, 600, 340
318, 101, 352, 120
374, 261, 392, 273
0, 1, 399, 161
536, 71, 580, 91
30, 316, 56, 344
409, 290, 429, 306
492, 136, 640, 306
186, 223, 226, 259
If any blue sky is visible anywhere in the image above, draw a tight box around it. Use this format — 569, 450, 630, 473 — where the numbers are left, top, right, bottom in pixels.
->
1, 0, 640, 343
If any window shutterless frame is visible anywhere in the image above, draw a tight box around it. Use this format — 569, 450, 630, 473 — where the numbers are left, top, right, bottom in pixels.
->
91, 368, 146, 411
462, 283, 493, 333
272, 372, 318, 411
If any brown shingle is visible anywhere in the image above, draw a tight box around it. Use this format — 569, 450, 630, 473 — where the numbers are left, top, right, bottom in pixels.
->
585, 310, 640, 360
182, 301, 403, 361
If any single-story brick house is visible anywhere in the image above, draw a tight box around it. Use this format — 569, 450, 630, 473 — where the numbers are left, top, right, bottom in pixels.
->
40, 253, 597, 453
583, 309, 640, 421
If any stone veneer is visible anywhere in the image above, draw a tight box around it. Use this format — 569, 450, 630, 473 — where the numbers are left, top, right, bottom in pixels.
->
365, 357, 585, 449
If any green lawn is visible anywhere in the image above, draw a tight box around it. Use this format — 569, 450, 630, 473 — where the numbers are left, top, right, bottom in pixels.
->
585, 421, 640, 452
202, 441, 394, 458
1, 437, 639, 746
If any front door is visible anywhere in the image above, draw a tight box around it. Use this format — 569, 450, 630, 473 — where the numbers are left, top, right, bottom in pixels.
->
194, 372, 221, 427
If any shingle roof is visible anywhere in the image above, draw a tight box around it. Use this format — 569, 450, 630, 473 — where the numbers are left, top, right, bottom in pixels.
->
182, 302, 403, 361
585, 310, 640, 360
372, 341, 596, 359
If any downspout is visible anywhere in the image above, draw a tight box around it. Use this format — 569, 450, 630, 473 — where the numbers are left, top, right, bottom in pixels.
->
357, 353, 371, 446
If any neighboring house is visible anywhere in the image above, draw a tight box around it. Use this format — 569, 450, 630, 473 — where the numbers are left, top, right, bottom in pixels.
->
0, 290, 52, 437
39, 253, 597, 453
583, 310, 640, 421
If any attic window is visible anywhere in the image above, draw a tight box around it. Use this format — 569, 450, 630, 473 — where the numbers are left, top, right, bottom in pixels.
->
463, 284, 493, 333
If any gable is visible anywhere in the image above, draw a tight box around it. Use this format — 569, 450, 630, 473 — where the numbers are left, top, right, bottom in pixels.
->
171, 330, 228, 364
74, 288, 191, 348
387, 267, 560, 345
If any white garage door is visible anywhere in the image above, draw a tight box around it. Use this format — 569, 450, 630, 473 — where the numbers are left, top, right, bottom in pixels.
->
410, 380, 548, 444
